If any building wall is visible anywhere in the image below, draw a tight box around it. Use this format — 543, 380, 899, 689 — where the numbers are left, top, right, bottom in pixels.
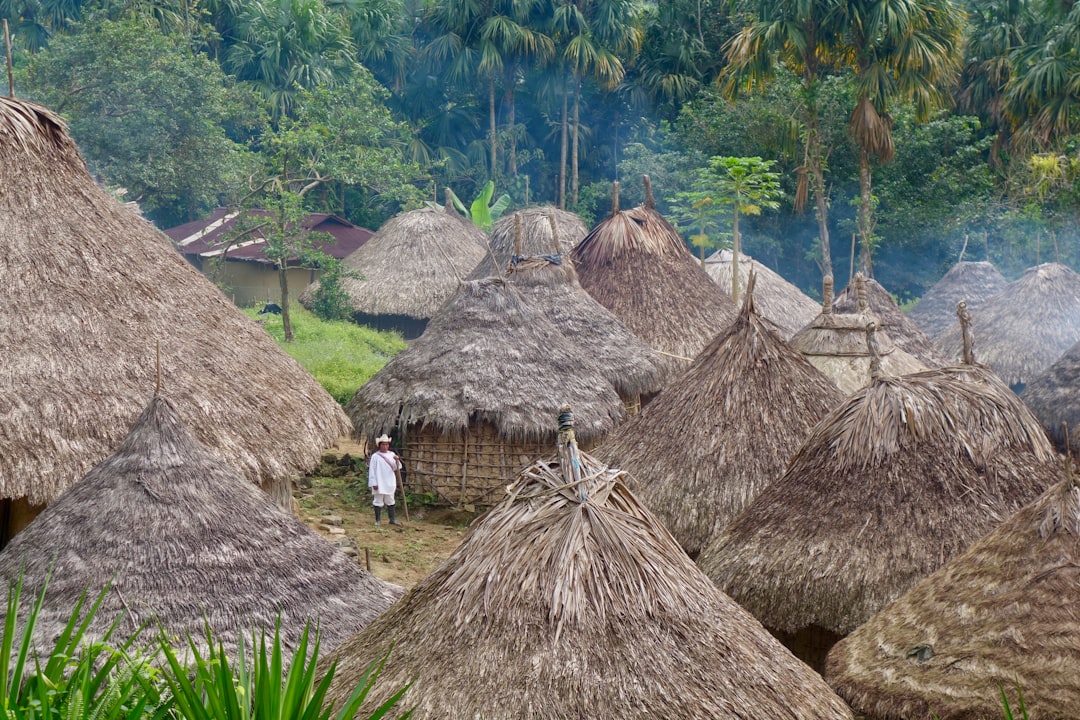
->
194, 258, 319, 307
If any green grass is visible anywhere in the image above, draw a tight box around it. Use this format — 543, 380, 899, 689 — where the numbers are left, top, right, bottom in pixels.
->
245, 306, 407, 405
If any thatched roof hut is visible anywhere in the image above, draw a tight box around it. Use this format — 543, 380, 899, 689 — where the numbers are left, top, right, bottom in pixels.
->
825, 466, 1080, 720
0, 394, 401, 660
595, 273, 844, 558
321, 203, 488, 338
0, 96, 350, 534
703, 249, 819, 339
792, 275, 926, 394
935, 262, 1080, 390
1021, 338, 1080, 453
320, 411, 854, 720
571, 178, 737, 378
909, 261, 1008, 338
699, 324, 1060, 670
468, 206, 588, 278
835, 275, 944, 366
345, 276, 625, 506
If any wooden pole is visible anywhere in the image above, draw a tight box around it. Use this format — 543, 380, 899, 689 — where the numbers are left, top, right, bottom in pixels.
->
394, 465, 409, 523
4, 20, 13, 98
364, 547, 371, 571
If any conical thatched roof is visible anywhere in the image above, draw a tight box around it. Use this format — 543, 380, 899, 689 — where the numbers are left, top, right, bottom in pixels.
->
325, 205, 488, 323
571, 178, 737, 378
345, 276, 625, 445
835, 275, 944, 366
0, 395, 401, 659
1022, 339, 1080, 452
468, 206, 588, 278
320, 414, 854, 720
935, 262, 1080, 389
0, 96, 349, 510
703, 249, 819, 339
909, 261, 1008, 338
792, 277, 926, 395
699, 351, 1060, 640
595, 274, 844, 558
825, 468, 1080, 720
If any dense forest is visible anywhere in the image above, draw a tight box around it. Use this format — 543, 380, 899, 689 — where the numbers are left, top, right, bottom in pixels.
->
4, 0, 1080, 299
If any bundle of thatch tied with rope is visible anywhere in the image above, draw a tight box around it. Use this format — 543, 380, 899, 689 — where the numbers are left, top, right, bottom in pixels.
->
319, 407, 854, 720
572, 176, 737, 381
0, 394, 401, 662
826, 454, 1080, 720
834, 274, 944, 366
307, 195, 488, 338
0, 95, 349, 539
595, 272, 843, 558
936, 262, 1080, 390
703, 249, 819, 339
792, 272, 926, 395
468, 206, 588, 278
908, 260, 1008, 338
346, 273, 626, 507
700, 307, 1060, 670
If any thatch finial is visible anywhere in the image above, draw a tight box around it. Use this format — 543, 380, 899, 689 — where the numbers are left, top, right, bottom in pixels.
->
557, 405, 586, 502
865, 321, 884, 380
957, 301, 976, 365
155, 340, 162, 394
546, 211, 561, 255
444, 188, 456, 215
610, 181, 621, 217
740, 269, 758, 318
822, 276, 834, 315
855, 272, 868, 312
643, 175, 655, 209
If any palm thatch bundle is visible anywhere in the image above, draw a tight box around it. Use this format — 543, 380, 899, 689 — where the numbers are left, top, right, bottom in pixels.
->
320, 411, 854, 720
835, 274, 944, 366
0, 394, 401, 661
703, 249, 819, 339
935, 262, 1080, 390
792, 275, 926, 395
315, 204, 488, 338
699, 328, 1060, 670
468, 206, 588, 278
909, 261, 1008, 337
595, 273, 844, 558
0, 96, 349, 527
572, 178, 737, 378
825, 465, 1080, 720
345, 276, 625, 506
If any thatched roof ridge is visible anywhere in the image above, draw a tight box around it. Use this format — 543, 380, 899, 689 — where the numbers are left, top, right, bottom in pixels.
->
909, 261, 1008, 337
0, 395, 401, 660
699, 362, 1060, 636
825, 471, 1080, 720
595, 275, 844, 557
0, 95, 350, 508
703, 249, 819, 339
469, 206, 588, 278
321, 430, 854, 719
327, 206, 488, 319
571, 181, 737, 376
835, 276, 945, 366
345, 276, 625, 444
935, 262, 1080, 388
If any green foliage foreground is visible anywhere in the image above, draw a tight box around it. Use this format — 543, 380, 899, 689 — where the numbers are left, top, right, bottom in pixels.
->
245, 305, 407, 405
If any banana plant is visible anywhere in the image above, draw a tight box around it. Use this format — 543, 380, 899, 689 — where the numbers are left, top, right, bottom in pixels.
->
446, 181, 511, 231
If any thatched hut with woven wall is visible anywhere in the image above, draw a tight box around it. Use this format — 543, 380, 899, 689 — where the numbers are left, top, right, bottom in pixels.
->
595, 274, 844, 558
699, 326, 1060, 671
469, 206, 588, 278
792, 275, 926, 394
825, 467, 1080, 720
572, 178, 737, 380
0, 96, 350, 541
703, 249, 819, 339
835, 275, 944, 366
319, 412, 854, 720
909, 261, 1008, 338
345, 276, 625, 506
0, 395, 401, 661
935, 262, 1080, 391
316, 203, 488, 338
1022, 340, 1080, 453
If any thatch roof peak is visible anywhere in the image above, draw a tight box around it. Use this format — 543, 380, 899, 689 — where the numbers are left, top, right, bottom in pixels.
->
825, 468, 1080, 720
1, 95, 349, 510
835, 275, 944, 366
595, 269, 843, 557
0, 394, 400, 660
320, 422, 853, 719
704, 249, 819, 339
700, 363, 1060, 639
909, 261, 1008, 338
469, 206, 588, 278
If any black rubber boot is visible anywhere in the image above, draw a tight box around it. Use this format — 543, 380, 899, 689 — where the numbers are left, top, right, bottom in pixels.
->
388, 504, 400, 526
374, 506, 382, 526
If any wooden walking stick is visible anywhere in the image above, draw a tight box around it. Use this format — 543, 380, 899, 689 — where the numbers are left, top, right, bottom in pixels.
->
395, 465, 410, 523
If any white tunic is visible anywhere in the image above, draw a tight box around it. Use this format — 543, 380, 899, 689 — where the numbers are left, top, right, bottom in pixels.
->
368, 450, 400, 495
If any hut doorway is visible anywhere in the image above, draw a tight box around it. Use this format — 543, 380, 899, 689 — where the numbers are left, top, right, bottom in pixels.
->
772, 625, 844, 673
0, 497, 44, 550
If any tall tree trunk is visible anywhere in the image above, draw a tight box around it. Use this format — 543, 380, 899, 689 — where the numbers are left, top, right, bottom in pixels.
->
806, 121, 832, 282
571, 75, 580, 206
857, 147, 874, 277
558, 73, 568, 209
279, 265, 294, 342
489, 75, 498, 179
505, 66, 517, 176
732, 206, 741, 305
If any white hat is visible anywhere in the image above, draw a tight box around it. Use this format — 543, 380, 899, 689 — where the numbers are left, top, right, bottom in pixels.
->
375, 434, 392, 445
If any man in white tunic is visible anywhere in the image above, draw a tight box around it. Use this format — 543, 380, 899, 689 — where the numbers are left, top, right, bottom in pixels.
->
368, 434, 401, 526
